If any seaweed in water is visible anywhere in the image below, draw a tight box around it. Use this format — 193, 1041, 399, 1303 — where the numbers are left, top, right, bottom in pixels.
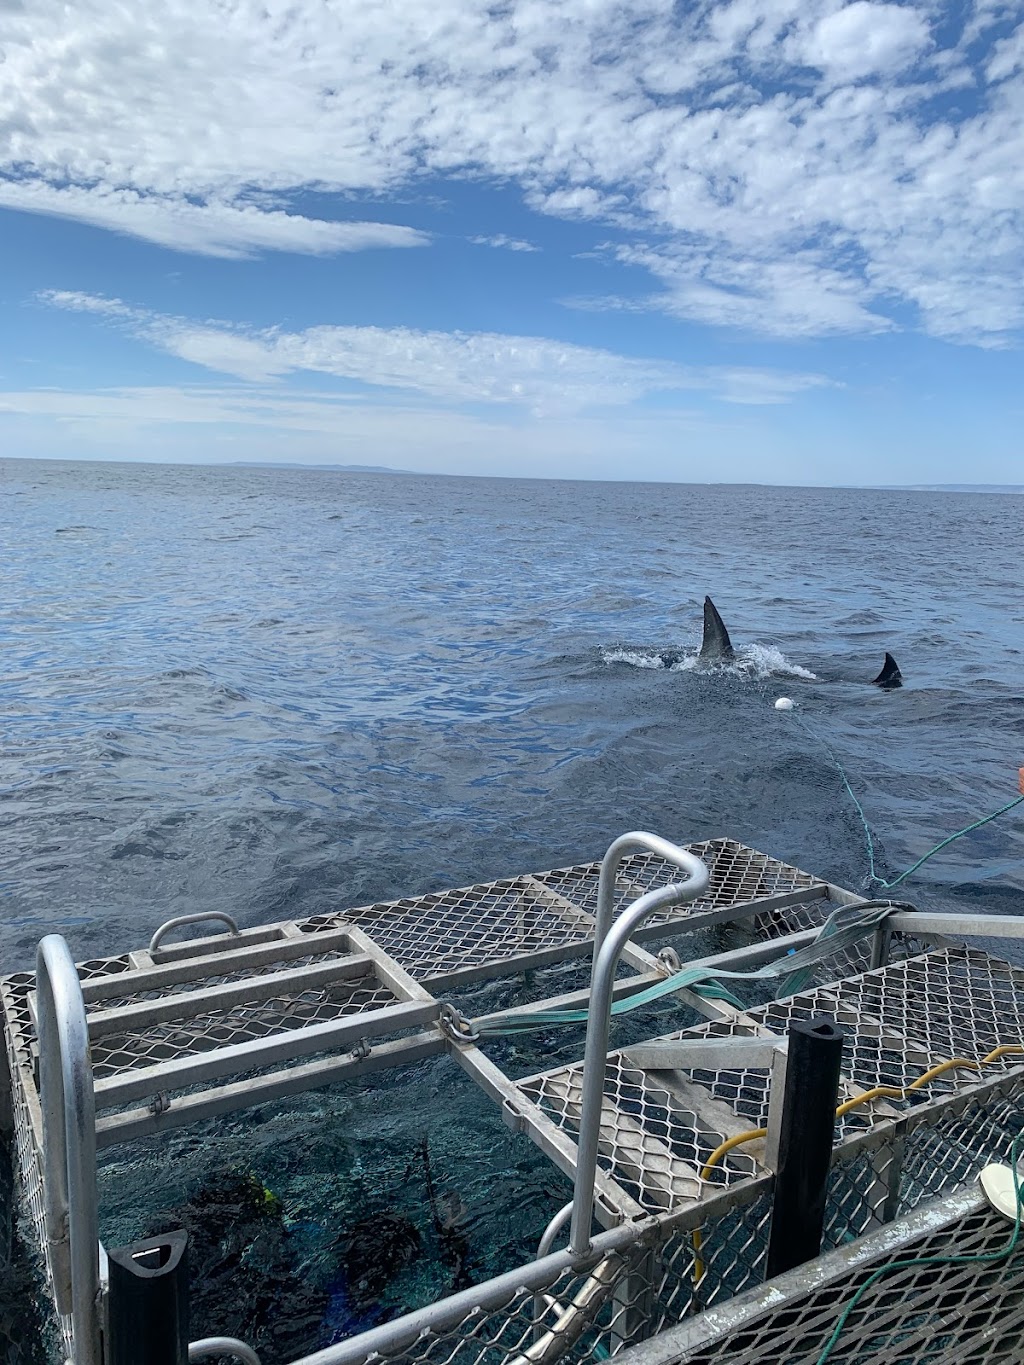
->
418, 1135, 472, 1293
341, 1212, 422, 1305
145, 1172, 328, 1361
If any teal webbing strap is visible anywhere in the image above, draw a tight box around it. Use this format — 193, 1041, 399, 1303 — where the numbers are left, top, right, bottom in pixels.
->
475, 902, 900, 1037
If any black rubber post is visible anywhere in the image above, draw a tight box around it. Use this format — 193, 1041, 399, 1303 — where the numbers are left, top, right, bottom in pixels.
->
107, 1229, 189, 1365
766, 1016, 846, 1279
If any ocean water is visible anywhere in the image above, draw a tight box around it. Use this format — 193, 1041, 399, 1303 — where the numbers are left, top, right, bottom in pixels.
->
2, 458, 1023, 1359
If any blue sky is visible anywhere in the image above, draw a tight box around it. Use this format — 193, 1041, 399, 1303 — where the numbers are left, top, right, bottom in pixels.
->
1, 0, 1023, 483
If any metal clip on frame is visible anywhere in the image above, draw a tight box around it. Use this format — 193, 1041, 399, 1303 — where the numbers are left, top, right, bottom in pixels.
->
36, 934, 103, 1365
569, 834, 710, 1257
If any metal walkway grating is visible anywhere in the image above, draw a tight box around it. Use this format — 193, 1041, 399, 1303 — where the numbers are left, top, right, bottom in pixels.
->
520, 1055, 759, 1215
86, 971, 401, 1078
532, 839, 823, 925
1, 926, 442, 1156
294, 840, 828, 986
298, 877, 595, 984
631, 946, 1024, 1142
513, 946, 1024, 1220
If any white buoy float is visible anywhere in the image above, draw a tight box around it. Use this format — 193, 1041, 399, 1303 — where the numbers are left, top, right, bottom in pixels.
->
774, 697, 795, 711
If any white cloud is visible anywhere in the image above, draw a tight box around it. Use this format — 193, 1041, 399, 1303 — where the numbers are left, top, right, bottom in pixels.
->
988, 22, 1024, 80
0, 180, 428, 258
582, 247, 895, 337
798, 3, 932, 81
38, 290, 835, 410
469, 234, 541, 251
3, 0, 1024, 338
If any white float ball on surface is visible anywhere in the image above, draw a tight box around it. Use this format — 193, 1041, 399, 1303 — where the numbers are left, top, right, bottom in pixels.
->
775, 697, 795, 711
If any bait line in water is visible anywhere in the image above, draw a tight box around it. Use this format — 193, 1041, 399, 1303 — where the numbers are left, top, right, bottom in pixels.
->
786, 706, 1024, 891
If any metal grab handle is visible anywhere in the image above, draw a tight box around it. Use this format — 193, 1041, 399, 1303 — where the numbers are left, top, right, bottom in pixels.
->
594, 831, 710, 955
149, 912, 240, 955
536, 1201, 573, 1260
570, 840, 709, 1257
190, 1338, 262, 1365
35, 935, 102, 1365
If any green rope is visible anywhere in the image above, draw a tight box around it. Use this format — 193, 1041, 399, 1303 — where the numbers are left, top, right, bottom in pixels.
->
790, 710, 1024, 891
816, 1131, 1024, 1364
874, 793, 1024, 889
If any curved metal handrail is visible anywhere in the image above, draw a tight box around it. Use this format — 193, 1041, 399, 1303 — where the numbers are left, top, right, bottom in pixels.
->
149, 912, 239, 955
35, 935, 102, 1365
190, 1338, 262, 1365
570, 839, 709, 1257
536, 1201, 574, 1260
594, 831, 710, 955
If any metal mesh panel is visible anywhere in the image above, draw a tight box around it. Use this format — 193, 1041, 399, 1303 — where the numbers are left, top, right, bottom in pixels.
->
828, 947, 1024, 1071
329, 1192, 1024, 1365
750, 899, 877, 983
520, 1056, 759, 1215
645, 1186, 775, 1336
323, 1247, 670, 1365
77, 955, 133, 980
636, 947, 1024, 1148
822, 1142, 897, 1247
898, 1090, 1024, 1213
532, 840, 822, 926
88, 948, 355, 1005
0, 985, 74, 1361
298, 878, 594, 981
643, 1202, 1024, 1365
89, 972, 400, 1078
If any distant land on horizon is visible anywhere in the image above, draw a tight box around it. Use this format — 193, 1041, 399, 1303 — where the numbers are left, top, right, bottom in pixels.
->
226, 461, 413, 474
881, 483, 1024, 494
228, 465, 1024, 494
4, 457, 1024, 493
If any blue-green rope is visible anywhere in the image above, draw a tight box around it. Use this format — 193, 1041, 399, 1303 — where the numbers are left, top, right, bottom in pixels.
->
790, 710, 1024, 891
816, 1130, 1024, 1364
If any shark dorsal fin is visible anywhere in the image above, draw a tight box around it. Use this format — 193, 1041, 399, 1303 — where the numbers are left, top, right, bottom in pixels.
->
700, 596, 735, 660
872, 652, 902, 689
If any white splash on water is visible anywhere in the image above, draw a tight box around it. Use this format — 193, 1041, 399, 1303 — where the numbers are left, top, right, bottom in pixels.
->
600, 648, 671, 669
743, 644, 817, 680
601, 642, 817, 680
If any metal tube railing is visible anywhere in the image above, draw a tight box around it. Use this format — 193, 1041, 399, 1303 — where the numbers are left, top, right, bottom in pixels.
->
149, 912, 239, 955
190, 1340, 262, 1365
36, 934, 102, 1365
570, 841, 709, 1257
593, 832, 709, 956
286, 1219, 644, 1365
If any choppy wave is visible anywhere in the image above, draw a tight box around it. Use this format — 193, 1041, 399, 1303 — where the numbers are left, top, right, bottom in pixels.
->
601, 642, 817, 680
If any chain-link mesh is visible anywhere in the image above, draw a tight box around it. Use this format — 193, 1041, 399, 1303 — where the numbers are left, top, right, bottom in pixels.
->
0, 982, 74, 1361
521, 1057, 758, 1215
298, 878, 595, 981
532, 840, 822, 927
642, 1200, 1024, 1365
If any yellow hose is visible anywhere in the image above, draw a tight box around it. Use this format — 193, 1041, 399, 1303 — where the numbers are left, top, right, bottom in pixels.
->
691, 1043, 1024, 1285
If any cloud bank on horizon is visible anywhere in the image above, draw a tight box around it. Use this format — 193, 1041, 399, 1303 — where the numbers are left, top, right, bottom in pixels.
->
2, 0, 1023, 480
